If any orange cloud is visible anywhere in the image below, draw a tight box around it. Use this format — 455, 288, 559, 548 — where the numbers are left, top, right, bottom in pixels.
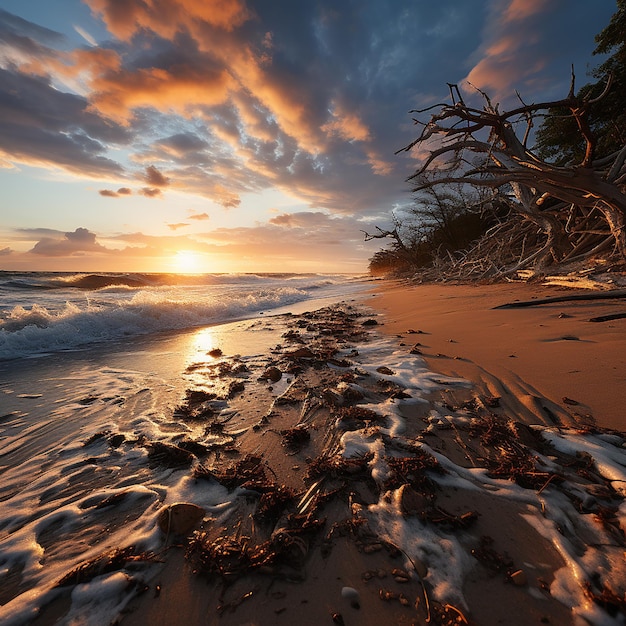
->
81, 1, 326, 154
322, 104, 370, 142
504, 0, 550, 23
365, 149, 393, 176
140, 187, 162, 197
213, 183, 240, 208
463, 0, 549, 98
188, 211, 210, 220
232, 93, 275, 143
144, 165, 170, 187
85, 0, 252, 40
88, 63, 233, 122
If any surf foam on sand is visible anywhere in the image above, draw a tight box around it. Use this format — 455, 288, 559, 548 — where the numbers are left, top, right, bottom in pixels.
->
0, 303, 624, 625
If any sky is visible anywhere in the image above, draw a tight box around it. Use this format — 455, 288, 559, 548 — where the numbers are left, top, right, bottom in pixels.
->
0, 0, 617, 274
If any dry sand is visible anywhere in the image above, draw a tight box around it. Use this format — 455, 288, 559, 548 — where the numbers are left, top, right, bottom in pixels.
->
367, 280, 626, 433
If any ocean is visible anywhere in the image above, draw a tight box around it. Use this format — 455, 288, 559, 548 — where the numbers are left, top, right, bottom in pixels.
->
0, 271, 369, 361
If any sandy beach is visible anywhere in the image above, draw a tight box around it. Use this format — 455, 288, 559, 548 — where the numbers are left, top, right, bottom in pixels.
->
2, 280, 625, 626
367, 280, 626, 433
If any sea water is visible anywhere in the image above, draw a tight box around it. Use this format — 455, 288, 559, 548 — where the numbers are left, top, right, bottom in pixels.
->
0, 271, 368, 361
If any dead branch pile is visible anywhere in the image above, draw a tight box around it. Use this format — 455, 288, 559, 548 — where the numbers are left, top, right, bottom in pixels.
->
392, 76, 626, 281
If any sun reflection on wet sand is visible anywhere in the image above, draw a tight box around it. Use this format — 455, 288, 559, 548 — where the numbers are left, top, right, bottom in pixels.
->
191, 328, 218, 357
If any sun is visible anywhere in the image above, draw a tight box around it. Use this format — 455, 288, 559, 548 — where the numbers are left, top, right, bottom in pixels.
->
173, 250, 202, 274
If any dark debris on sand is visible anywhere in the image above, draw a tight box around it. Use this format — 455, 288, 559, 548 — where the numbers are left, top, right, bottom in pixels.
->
110, 303, 625, 626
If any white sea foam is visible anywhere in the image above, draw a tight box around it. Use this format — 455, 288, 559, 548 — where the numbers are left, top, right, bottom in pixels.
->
331, 331, 626, 623
1, 303, 624, 625
0, 273, 368, 360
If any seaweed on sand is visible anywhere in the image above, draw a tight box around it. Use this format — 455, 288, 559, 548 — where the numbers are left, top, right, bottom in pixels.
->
147, 441, 196, 469
56, 547, 156, 587
186, 515, 324, 581
280, 425, 310, 452
335, 405, 385, 423
306, 452, 374, 480
468, 415, 557, 489
383, 452, 446, 493
584, 578, 626, 619
193, 454, 268, 490
254, 484, 298, 522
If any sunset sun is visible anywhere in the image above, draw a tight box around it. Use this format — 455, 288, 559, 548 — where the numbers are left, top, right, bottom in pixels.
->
173, 250, 202, 274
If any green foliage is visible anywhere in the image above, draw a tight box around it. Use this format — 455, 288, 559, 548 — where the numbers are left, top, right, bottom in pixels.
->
536, 1, 626, 164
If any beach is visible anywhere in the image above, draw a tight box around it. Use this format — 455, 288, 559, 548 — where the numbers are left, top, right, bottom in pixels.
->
0, 276, 624, 625
368, 280, 626, 432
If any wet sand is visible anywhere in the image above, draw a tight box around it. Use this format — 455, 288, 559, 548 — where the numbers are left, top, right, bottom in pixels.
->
3, 286, 625, 626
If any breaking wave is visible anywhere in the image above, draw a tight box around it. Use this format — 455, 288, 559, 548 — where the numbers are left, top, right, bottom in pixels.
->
0, 273, 368, 360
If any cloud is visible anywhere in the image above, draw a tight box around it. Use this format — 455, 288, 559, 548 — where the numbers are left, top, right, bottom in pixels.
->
140, 187, 162, 197
155, 133, 209, 159
29, 227, 109, 256
1, 0, 612, 243
144, 164, 170, 187
188, 211, 209, 221
322, 103, 371, 142
86, 35, 235, 123
99, 186, 133, 197
167, 222, 189, 230
86, 0, 253, 40
73, 24, 97, 46
0, 246, 13, 255
0, 67, 130, 178
212, 211, 367, 248
503, 0, 549, 22
462, 0, 610, 102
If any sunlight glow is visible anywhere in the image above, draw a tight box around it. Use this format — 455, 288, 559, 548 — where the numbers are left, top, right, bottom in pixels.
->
173, 250, 202, 274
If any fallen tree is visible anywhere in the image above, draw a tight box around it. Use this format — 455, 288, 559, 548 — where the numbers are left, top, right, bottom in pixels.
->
391, 75, 626, 280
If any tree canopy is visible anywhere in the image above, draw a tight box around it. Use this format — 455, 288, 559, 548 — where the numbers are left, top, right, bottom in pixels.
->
536, 0, 626, 165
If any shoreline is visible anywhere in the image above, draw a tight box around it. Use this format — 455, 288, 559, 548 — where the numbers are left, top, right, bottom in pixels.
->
366, 280, 626, 433
2, 284, 625, 625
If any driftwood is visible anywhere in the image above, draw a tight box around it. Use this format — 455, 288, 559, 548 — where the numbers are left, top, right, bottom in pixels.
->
589, 312, 626, 322
493, 289, 626, 309
379, 74, 626, 280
